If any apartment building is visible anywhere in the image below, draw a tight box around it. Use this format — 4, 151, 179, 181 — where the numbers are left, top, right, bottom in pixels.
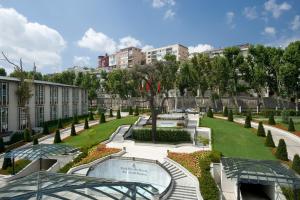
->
190, 43, 250, 58
145, 44, 189, 64
116, 47, 145, 68
0, 76, 88, 133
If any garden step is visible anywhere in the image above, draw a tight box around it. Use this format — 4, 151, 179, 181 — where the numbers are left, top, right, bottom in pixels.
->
170, 193, 197, 199
172, 173, 187, 180
173, 187, 196, 192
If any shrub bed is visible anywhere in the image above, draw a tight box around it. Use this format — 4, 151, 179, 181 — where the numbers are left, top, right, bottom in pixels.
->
0, 159, 31, 175
132, 129, 191, 143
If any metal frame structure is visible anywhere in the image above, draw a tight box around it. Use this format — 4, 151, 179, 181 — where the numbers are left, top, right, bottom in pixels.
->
222, 157, 300, 200
0, 171, 159, 200
2, 144, 78, 174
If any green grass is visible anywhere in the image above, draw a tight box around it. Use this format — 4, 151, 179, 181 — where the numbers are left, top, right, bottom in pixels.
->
63, 116, 138, 149
200, 117, 275, 160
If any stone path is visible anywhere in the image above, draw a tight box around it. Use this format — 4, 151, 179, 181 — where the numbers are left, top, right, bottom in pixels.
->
215, 116, 300, 160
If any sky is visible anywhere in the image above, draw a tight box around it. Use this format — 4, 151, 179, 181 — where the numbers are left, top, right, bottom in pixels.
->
0, 0, 299, 74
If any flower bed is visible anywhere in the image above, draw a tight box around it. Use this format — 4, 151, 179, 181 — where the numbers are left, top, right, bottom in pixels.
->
168, 151, 220, 200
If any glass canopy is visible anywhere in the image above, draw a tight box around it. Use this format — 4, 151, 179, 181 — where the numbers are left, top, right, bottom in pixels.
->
0, 171, 160, 199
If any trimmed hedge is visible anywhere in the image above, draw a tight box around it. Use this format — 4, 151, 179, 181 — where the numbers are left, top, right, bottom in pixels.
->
257, 121, 266, 137
117, 110, 121, 119
54, 129, 62, 144
99, 113, 106, 124
0, 137, 5, 153
228, 110, 233, 122
275, 139, 288, 161
198, 159, 219, 200
223, 106, 228, 117
23, 128, 31, 142
33, 137, 38, 145
132, 129, 191, 143
265, 130, 275, 147
288, 118, 295, 132
109, 109, 113, 117
89, 112, 94, 120
84, 118, 89, 129
129, 106, 133, 115
134, 106, 139, 116
292, 154, 300, 174
58, 149, 88, 173
268, 113, 276, 125
70, 123, 76, 136
207, 108, 213, 118
43, 122, 49, 135
244, 114, 251, 128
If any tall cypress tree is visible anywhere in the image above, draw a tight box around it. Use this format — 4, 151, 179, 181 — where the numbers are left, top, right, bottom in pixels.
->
275, 139, 288, 161
257, 121, 266, 137
288, 118, 295, 132
244, 114, 251, 128
42, 122, 49, 135
54, 129, 62, 144
70, 123, 76, 136
265, 130, 275, 147
0, 137, 5, 153
228, 110, 233, 122
292, 154, 300, 174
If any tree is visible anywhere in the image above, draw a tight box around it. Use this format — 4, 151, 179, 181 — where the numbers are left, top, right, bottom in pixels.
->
2, 158, 12, 170
89, 111, 94, 120
84, 118, 89, 129
109, 109, 113, 117
268, 113, 276, 125
244, 114, 251, 128
129, 106, 133, 115
275, 139, 288, 161
223, 106, 228, 117
257, 121, 266, 137
0, 137, 5, 153
265, 130, 275, 147
134, 106, 139, 116
23, 128, 31, 142
116, 109, 121, 119
100, 113, 106, 124
228, 110, 233, 122
43, 122, 49, 135
207, 108, 214, 118
2, 52, 34, 132
33, 137, 38, 145
288, 118, 295, 132
57, 119, 63, 129
292, 154, 300, 174
70, 123, 76, 136
0, 68, 7, 76
54, 129, 62, 143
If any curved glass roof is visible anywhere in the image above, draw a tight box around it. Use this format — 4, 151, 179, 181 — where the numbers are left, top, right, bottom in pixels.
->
3, 144, 78, 160
222, 157, 300, 188
0, 171, 159, 199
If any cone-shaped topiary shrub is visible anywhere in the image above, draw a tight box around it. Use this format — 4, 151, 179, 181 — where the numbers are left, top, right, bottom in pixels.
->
257, 121, 266, 137
248, 111, 252, 121
223, 106, 228, 117
23, 128, 31, 142
57, 119, 63, 129
89, 111, 94, 120
117, 109, 121, 119
129, 106, 133, 115
73, 115, 79, 124
292, 154, 300, 174
99, 113, 106, 124
84, 118, 89, 129
244, 114, 251, 128
0, 137, 5, 153
70, 123, 76, 136
268, 113, 276, 125
33, 137, 38, 145
228, 110, 233, 122
134, 106, 139, 116
288, 118, 295, 132
275, 139, 288, 161
43, 122, 49, 135
207, 108, 214, 118
2, 157, 12, 170
54, 129, 62, 144
109, 109, 113, 117
265, 130, 275, 147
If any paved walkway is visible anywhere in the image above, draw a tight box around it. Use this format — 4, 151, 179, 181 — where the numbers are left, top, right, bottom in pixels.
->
215, 116, 300, 160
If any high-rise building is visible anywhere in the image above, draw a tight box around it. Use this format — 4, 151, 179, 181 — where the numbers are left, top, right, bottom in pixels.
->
116, 47, 145, 68
145, 44, 189, 64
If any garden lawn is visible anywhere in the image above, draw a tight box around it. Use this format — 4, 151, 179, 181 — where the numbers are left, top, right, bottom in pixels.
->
201, 117, 275, 160
64, 116, 138, 149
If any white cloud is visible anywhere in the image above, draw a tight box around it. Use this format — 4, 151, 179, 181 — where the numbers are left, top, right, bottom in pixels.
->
73, 56, 90, 66
77, 28, 116, 54
164, 9, 175, 20
118, 36, 142, 49
188, 44, 214, 54
226, 11, 235, 29
152, 0, 175, 8
262, 26, 276, 37
243, 6, 258, 20
0, 7, 66, 72
142, 45, 154, 52
267, 35, 300, 47
264, 0, 291, 18
291, 15, 300, 31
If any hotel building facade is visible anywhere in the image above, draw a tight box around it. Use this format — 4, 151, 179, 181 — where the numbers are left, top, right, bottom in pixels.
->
0, 76, 88, 133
